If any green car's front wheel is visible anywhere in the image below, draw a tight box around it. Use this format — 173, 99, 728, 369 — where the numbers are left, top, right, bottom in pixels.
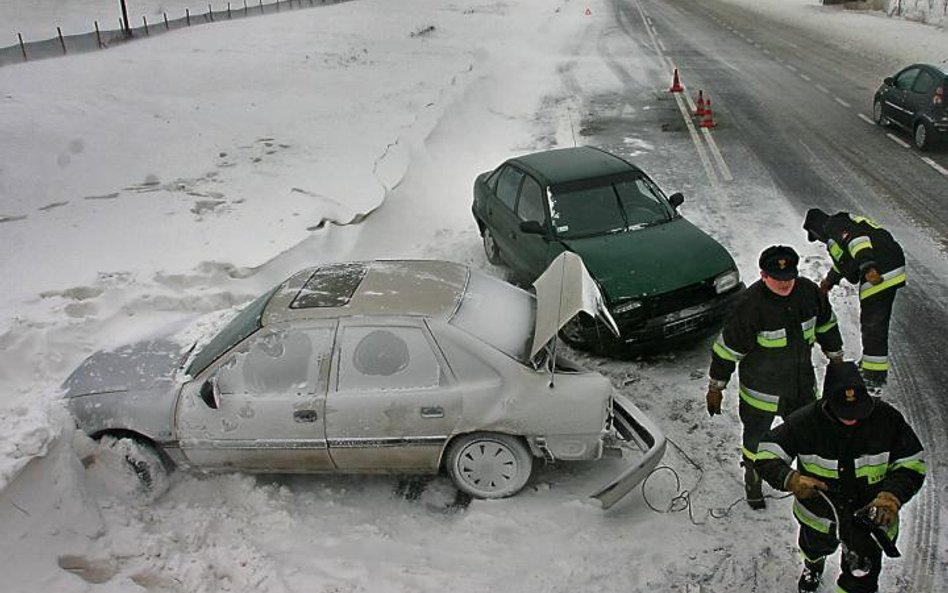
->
482, 227, 503, 265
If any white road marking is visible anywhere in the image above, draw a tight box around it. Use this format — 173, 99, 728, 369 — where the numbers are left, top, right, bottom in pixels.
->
786, 64, 797, 72
857, 113, 875, 125
816, 84, 830, 94
702, 127, 734, 181
834, 97, 851, 108
658, 38, 666, 52
800, 73, 811, 81
921, 157, 948, 176
886, 133, 911, 148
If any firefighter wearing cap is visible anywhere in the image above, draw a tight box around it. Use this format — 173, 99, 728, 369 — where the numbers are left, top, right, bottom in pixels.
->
755, 361, 926, 593
803, 208, 906, 389
706, 245, 844, 509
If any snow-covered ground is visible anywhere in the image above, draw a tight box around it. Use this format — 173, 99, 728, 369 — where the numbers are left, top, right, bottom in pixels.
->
1, 0, 946, 591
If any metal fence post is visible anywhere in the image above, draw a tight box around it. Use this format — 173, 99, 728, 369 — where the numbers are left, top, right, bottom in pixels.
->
164, 13, 169, 29
57, 26, 67, 54
186, 8, 191, 25
18, 33, 27, 61
143, 16, 149, 35
95, 21, 102, 48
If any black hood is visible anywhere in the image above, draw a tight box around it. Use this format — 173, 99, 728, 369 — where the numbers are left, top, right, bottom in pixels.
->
803, 208, 830, 243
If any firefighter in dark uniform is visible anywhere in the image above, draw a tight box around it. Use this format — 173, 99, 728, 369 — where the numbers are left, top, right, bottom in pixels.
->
755, 361, 926, 593
706, 245, 844, 509
803, 209, 906, 389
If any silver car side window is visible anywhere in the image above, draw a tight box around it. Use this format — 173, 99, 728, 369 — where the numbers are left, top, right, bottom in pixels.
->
217, 328, 331, 396
338, 326, 440, 392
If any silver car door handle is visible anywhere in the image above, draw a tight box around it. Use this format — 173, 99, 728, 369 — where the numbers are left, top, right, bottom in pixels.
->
293, 410, 318, 423
420, 406, 444, 418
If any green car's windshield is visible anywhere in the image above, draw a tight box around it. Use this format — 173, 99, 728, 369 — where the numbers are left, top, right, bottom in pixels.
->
550, 175, 672, 239
186, 285, 280, 377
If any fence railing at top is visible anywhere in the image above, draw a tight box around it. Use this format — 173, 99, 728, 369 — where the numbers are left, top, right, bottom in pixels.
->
1, 0, 347, 68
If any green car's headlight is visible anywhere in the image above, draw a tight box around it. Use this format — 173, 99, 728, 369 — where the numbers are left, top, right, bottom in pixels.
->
714, 269, 740, 294
613, 299, 643, 315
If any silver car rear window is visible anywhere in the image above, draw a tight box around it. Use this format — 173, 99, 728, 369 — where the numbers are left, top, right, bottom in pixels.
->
450, 270, 535, 362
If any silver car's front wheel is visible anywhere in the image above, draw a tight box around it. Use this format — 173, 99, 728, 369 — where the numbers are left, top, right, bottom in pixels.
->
91, 435, 171, 503
446, 433, 532, 499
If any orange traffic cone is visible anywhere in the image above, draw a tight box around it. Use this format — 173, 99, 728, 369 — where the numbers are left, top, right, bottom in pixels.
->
668, 68, 684, 93
699, 97, 717, 128
693, 90, 707, 117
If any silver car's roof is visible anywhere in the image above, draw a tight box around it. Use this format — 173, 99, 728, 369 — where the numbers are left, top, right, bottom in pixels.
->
263, 259, 469, 324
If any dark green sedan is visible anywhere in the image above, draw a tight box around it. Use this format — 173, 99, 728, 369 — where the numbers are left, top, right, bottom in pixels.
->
472, 146, 743, 354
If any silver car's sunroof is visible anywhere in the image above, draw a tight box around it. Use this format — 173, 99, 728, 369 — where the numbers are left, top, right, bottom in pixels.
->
291, 263, 367, 309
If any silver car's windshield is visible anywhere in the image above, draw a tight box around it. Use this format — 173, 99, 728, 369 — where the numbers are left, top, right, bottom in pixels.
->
450, 270, 536, 363
186, 285, 280, 377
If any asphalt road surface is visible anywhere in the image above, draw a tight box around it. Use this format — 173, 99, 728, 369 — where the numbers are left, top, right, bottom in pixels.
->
578, 0, 948, 589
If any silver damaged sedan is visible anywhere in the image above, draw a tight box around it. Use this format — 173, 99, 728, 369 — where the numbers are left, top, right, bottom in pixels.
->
63, 256, 665, 508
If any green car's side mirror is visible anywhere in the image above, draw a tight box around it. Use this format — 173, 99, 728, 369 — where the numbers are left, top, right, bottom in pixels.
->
520, 220, 545, 235
668, 192, 684, 209
200, 376, 221, 410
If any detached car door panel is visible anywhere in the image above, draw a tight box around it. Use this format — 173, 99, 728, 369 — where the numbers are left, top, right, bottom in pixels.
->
326, 320, 460, 471
175, 324, 335, 471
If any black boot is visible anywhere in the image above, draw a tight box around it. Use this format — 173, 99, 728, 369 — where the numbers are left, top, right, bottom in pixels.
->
742, 460, 765, 510
797, 560, 823, 593
860, 368, 886, 395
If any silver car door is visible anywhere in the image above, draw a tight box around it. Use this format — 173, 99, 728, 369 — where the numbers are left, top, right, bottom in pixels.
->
326, 319, 461, 471
175, 323, 335, 471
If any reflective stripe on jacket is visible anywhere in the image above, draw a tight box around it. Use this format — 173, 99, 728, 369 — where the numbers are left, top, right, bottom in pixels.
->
823, 213, 906, 299
756, 399, 926, 530
709, 279, 843, 408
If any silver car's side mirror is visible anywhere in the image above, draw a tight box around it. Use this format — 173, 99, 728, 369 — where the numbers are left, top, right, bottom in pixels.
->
200, 376, 221, 410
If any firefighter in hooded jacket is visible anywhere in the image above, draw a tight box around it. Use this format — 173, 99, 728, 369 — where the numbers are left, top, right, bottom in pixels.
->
755, 361, 926, 593
803, 209, 906, 389
706, 245, 844, 509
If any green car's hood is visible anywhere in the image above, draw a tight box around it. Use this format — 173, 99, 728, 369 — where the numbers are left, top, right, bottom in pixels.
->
560, 218, 735, 301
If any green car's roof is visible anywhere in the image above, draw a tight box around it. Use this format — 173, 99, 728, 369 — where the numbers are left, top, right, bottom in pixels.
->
507, 146, 642, 187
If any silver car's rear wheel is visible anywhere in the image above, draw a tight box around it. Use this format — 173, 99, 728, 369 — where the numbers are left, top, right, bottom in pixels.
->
482, 227, 503, 265
446, 432, 532, 499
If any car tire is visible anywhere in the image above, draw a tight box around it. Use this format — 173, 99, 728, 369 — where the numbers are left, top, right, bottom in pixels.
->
482, 227, 503, 265
872, 100, 888, 126
914, 121, 932, 151
445, 432, 532, 499
93, 435, 171, 503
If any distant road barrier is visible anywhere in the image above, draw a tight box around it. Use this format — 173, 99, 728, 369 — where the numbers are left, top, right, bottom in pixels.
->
1, 0, 347, 68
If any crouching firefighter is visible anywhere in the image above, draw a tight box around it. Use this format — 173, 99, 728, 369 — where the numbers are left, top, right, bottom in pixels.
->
755, 361, 927, 593
803, 208, 906, 390
706, 245, 844, 509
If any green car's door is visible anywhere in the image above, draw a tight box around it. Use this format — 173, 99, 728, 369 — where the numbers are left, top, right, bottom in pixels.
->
486, 165, 526, 274
512, 173, 561, 277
